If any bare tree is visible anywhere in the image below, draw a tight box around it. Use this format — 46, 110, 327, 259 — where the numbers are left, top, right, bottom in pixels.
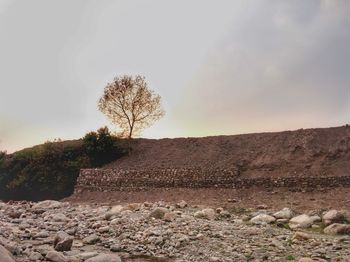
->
98, 75, 165, 139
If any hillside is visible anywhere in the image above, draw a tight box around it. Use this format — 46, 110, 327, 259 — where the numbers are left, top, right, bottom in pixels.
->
104, 125, 350, 178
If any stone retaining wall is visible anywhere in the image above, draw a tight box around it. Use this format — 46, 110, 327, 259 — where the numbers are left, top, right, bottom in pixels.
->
74, 168, 350, 193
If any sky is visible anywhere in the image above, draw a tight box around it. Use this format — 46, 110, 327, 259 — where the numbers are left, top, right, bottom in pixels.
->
1, 0, 350, 152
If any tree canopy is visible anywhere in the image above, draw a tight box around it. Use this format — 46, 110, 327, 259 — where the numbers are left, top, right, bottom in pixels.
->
98, 75, 165, 138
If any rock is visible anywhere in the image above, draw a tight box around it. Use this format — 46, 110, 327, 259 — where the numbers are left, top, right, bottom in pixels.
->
149, 207, 168, 219
34, 230, 49, 239
8, 210, 22, 219
273, 208, 293, 219
323, 210, 344, 225
44, 213, 69, 222
0, 245, 16, 262
250, 214, 276, 224
53, 231, 73, 251
324, 223, 350, 235
77, 251, 99, 260
194, 208, 216, 220
110, 244, 123, 252
176, 200, 188, 208
97, 226, 110, 233
32, 200, 62, 209
46, 250, 68, 262
298, 258, 315, 262
292, 231, 311, 241
124, 203, 140, 211
0, 237, 21, 255
85, 254, 122, 262
83, 234, 100, 244
257, 204, 268, 209
163, 212, 176, 222
29, 251, 44, 261
105, 205, 123, 220
289, 214, 315, 229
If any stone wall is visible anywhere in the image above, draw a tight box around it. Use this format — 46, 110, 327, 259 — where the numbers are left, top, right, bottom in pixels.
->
74, 168, 350, 193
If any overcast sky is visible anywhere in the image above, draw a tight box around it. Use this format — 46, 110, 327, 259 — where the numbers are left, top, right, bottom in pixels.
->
1, 0, 350, 152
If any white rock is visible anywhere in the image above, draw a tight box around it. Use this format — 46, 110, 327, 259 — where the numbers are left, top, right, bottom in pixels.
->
289, 214, 314, 229
250, 214, 276, 224
32, 200, 63, 209
194, 208, 216, 220
273, 208, 293, 219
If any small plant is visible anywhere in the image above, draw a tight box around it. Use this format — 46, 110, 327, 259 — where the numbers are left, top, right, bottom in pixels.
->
286, 255, 295, 260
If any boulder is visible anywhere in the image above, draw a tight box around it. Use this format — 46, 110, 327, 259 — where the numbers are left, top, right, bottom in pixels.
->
273, 208, 293, 219
49, 213, 69, 222
176, 200, 188, 208
323, 223, 350, 235
0, 245, 15, 262
32, 200, 62, 209
194, 208, 216, 220
250, 214, 276, 224
289, 214, 315, 229
53, 231, 73, 251
292, 231, 311, 241
105, 205, 123, 220
85, 254, 122, 262
29, 251, 44, 261
46, 250, 68, 262
163, 212, 177, 222
323, 210, 344, 225
149, 207, 168, 219
83, 234, 100, 245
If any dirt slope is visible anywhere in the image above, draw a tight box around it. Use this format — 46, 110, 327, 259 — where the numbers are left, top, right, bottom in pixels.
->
105, 126, 350, 178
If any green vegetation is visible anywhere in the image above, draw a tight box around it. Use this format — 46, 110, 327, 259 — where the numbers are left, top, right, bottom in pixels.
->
285, 255, 295, 260
0, 127, 124, 201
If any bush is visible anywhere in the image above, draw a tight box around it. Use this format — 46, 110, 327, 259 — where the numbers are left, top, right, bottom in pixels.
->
83, 126, 124, 166
0, 129, 125, 201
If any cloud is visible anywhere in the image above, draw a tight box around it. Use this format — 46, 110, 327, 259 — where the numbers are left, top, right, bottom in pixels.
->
175, 1, 350, 135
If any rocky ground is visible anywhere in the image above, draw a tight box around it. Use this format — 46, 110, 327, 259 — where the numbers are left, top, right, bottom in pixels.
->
1, 200, 350, 262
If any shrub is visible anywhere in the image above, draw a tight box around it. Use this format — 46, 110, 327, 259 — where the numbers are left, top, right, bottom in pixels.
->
83, 126, 124, 166
0, 129, 125, 201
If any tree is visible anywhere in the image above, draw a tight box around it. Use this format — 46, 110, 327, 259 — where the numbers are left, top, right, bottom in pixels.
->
98, 75, 165, 138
